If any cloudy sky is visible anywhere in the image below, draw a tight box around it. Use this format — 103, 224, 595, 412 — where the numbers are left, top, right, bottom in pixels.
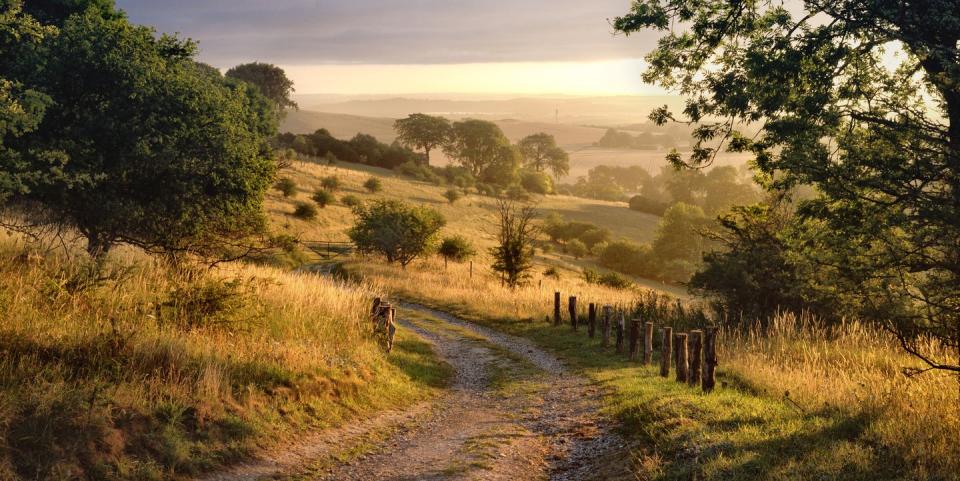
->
115, 0, 665, 95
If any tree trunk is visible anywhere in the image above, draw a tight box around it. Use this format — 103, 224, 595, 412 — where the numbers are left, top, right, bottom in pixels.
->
424, 146, 431, 166
85, 231, 113, 260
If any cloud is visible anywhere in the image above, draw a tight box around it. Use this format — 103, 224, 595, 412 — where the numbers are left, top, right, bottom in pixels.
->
115, 0, 661, 66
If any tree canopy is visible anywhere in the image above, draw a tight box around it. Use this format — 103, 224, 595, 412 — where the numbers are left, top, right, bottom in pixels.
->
394, 113, 451, 166
225, 62, 297, 115
444, 119, 520, 185
348, 199, 445, 267
616, 0, 960, 374
517, 133, 569, 180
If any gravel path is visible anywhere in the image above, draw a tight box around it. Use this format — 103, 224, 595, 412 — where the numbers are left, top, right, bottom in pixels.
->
199, 303, 628, 481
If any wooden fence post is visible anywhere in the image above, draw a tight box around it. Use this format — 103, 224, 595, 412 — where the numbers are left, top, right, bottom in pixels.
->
617, 311, 626, 353
602, 305, 613, 347
588, 303, 597, 338
371, 297, 382, 316
554, 292, 561, 326
703, 327, 718, 392
689, 330, 703, 386
628, 319, 641, 361
643, 321, 654, 365
569, 296, 578, 331
675, 333, 689, 383
660, 327, 672, 377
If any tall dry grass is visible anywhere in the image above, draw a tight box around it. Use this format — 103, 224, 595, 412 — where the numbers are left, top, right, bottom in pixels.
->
721, 312, 960, 478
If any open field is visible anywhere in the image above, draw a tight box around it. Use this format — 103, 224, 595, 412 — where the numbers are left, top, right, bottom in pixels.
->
0, 233, 450, 479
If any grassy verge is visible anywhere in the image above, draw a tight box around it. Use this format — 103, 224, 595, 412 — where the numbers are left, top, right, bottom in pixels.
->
0, 237, 450, 480
348, 258, 959, 481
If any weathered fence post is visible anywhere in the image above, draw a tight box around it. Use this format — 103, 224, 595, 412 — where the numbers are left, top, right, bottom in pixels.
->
569, 296, 578, 331
617, 310, 626, 353
675, 333, 689, 383
554, 292, 561, 326
643, 321, 654, 365
628, 319, 641, 361
602, 305, 613, 347
371, 297, 382, 316
660, 327, 672, 377
588, 303, 597, 338
703, 327, 718, 392
689, 330, 703, 386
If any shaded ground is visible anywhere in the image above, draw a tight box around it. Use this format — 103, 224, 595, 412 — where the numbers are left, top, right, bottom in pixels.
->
200, 303, 627, 481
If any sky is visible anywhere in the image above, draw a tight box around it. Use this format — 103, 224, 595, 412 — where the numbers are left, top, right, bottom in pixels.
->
115, 0, 666, 95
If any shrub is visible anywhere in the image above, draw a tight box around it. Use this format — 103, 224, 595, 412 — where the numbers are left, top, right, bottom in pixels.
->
396, 161, 442, 184
504, 184, 530, 201
543, 266, 560, 280
579, 227, 611, 248
437, 236, 476, 266
582, 268, 632, 289
599, 240, 655, 277
520, 170, 553, 195
348, 200, 445, 267
311, 190, 335, 208
444, 189, 462, 204
363, 177, 383, 193
629, 195, 670, 216
475, 183, 499, 196
341, 194, 363, 208
292, 202, 318, 219
275, 177, 297, 197
490, 200, 539, 288
320, 175, 340, 191
567, 239, 588, 259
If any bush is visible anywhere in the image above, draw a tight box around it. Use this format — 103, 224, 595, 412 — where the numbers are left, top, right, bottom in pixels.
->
363, 177, 383, 193
437, 236, 476, 265
475, 183, 499, 196
292, 202, 318, 220
444, 189, 462, 204
599, 240, 656, 276
396, 161, 442, 184
579, 227, 611, 248
629, 195, 670, 216
311, 190, 335, 208
582, 268, 632, 289
520, 170, 553, 195
341, 194, 363, 208
275, 177, 297, 197
543, 266, 560, 280
320, 175, 340, 191
504, 184, 530, 201
348, 200, 446, 267
567, 239, 588, 259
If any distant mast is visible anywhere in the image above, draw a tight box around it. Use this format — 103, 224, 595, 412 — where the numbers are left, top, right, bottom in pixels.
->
555, 108, 559, 124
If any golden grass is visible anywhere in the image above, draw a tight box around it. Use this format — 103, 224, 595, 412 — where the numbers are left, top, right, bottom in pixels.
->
0, 233, 445, 479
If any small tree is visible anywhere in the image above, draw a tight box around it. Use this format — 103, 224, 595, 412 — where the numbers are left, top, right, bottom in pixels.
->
364, 177, 383, 193
292, 202, 317, 220
437, 235, 476, 268
320, 175, 340, 191
490, 200, 539, 288
444, 189, 462, 204
225, 62, 297, 115
275, 178, 297, 197
517, 132, 569, 180
311, 190, 335, 208
349, 200, 445, 268
567, 239, 588, 259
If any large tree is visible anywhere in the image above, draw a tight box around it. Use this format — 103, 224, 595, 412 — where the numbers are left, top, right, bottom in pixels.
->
517, 132, 569, 180
225, 62, 297, 116
394, 113, 451, 166
615, 0, 960, 378
444, 119, 520, 185
11, 10, 276, 258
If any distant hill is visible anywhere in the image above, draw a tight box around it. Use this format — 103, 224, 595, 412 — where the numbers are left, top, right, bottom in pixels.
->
282, 110, 398, 141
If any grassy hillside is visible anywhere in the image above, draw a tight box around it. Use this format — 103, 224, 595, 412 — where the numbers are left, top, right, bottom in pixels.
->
0, 233, 450, 479
267, 159, 683, 296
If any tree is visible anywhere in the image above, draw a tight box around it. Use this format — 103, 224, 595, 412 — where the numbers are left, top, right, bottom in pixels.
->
443, 189, 462, 204
490, 200, 539, 288
225, 62, 296, 115
14, 11, 276, 258
311, 190, 334, 208
517, 133, 570, 180
275, 178, 297, 197
444, 119, 519, 185
437, 235, 476, 268
394, 113, 451, 166
348, 199, 445, 268
567, 239, 588, 259
363, 177, 382, 193
616, 0, 960, 377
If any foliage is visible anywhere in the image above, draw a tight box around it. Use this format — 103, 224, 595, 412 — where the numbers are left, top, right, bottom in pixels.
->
582, 268, 633, 289
444, 119, 520, 186
559, 176, 626, 202
292, 201, 318, 220
275, 177, 297, 197
9, 10, 276, 259
628, 195, 669, 216
348, 199, 445, 267
395, 161, 442, 184
225, 62, 296, 115
311, 190, 335, 208
517, 132, 569, 180
594, 128, 673, 150
651, 202, 709, 266
490, 200, 539, 288
616, 0, 960, 373
393, 113, 451, 166
587, 165, 653, 193
542, 214, 610, 248
363, 176, 382, 193
437, 235, 476, 265
504, 184, 530, 201
519, 169, 553, 195
566, 239, 588, 259
340, 194, 363, 208
443, 188, 462, 204
320, 175, 340, 191
542, 266, 560, 280
277, 129, 422, 170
